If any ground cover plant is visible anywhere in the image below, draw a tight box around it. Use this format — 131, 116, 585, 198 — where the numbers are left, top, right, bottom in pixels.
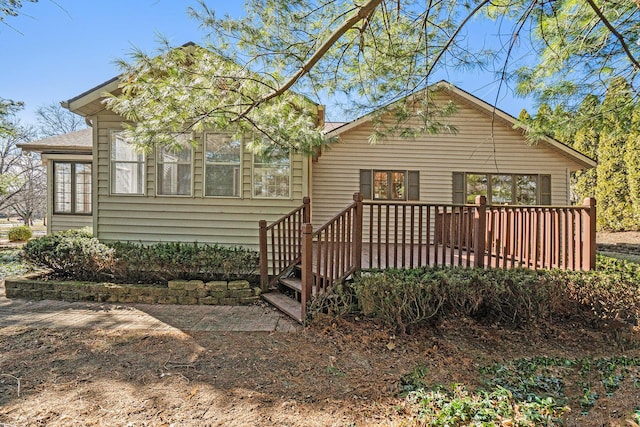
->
0, 249, 31, 279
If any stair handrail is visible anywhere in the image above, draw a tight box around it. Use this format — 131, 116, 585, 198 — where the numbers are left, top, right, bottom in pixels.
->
300, 193, 363, 319
259, 197, 310, 290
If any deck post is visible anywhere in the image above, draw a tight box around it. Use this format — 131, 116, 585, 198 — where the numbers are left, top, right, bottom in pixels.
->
302, 196, 311, 224
582, 197, 597, 271
473, 195, 487, 268
301, 223, 314, 321
259, 220, 269, 291
353, 192, 364, 272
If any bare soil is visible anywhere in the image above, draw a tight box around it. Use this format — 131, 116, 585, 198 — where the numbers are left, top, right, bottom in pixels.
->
1, 231, 639, 426
1, 315, 639, 426
597, 231, 640, 245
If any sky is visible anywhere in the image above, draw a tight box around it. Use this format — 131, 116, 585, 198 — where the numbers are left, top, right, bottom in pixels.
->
0, 0, 536, 127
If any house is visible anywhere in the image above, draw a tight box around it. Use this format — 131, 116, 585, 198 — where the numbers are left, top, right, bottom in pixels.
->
313, 82, 595, 225
20, 79, 595, 248
19, 72, 598, 321
18, 128, 93, 234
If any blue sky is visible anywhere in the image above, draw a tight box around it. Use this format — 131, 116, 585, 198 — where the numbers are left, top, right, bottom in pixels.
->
0, 1, 535, 126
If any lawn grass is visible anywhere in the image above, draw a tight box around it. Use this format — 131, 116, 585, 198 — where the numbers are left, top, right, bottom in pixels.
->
598, 250, 640, 264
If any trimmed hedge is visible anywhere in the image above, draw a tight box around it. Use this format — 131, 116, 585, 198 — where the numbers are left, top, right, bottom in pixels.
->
352, 267, 571, 333
23, 229, 114, 281
314, 255, 640, 333
23, 230, 259, 284
108, 241, 259, 283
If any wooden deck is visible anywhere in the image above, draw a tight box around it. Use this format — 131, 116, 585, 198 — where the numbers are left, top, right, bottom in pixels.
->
360, 242, 475, 269
260, 193, 597, 320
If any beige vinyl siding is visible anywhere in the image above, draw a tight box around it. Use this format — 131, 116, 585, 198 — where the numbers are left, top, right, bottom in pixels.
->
94, 115, 306, 250
51, 215, 92, 233
312, 93, 586, 227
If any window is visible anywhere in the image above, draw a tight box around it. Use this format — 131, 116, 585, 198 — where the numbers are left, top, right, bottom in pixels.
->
453, 172, 551, 205
374, 171, 405, 200
53, 162, 92, 214
205, 134, 241, 197
157, 135, 193, 196
253, 147, 290, 198
360, 169, 419, 200
111, 132, 145, 195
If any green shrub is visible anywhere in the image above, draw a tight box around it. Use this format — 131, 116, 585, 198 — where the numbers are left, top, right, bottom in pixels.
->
23, 229, 114, 281
109, 241, 259, 283
353, 267, 572, 333
564, 255, 640, 324
315, 255, 640, 332
23, 232, 259, 284
7, 225, 33, 242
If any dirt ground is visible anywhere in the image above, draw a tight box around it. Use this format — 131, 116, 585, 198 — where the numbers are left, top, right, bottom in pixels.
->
1, 315, 639, 426
597, 231, 640, 244
1, 231, 640, 426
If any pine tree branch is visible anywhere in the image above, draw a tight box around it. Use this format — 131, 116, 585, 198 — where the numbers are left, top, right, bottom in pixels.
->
585, 0, 640, 71
232, 0, 383, 122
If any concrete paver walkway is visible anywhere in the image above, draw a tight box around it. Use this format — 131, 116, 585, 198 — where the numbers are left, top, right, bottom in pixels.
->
0, 281, 299, 333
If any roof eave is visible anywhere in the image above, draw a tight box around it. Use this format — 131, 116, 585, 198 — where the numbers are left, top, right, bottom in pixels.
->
17, 143, 92, 154
61, 76, 121, 116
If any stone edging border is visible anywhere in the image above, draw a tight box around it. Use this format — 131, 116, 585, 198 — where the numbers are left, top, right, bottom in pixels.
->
4, 273, 262, 305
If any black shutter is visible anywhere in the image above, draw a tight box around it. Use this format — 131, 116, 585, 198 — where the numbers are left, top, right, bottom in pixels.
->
359, 169, 372, 199
540, 174, 551, 205
407, 170, 420, 200
452, 172, 465, 204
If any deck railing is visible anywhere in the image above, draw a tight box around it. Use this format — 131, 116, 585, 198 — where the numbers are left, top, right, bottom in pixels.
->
363, 202, 478, 269
484, 199, 596, 270
258, 197, 310, 290
361, 195, 596, 271
259, 193, 596, 310
300, 194, 363, 317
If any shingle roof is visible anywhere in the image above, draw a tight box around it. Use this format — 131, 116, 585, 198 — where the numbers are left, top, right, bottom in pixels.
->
18, 128, 92, 153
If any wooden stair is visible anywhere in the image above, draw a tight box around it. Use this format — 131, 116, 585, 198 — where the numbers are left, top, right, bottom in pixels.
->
262, 264, 305, 323
262, 291, 303, 323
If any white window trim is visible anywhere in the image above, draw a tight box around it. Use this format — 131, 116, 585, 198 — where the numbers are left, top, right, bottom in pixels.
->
155, 135, 195, 197
251, 149, 292, 199
203, 132, 243, 199
109, 130, 146, 196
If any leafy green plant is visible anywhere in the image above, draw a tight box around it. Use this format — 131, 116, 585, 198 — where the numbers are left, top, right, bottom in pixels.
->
0, 249, 31, 278
408, 384, 568, 426
7, 225, 32, 242
399, 365, 430, 396
478, 356, 640, 417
